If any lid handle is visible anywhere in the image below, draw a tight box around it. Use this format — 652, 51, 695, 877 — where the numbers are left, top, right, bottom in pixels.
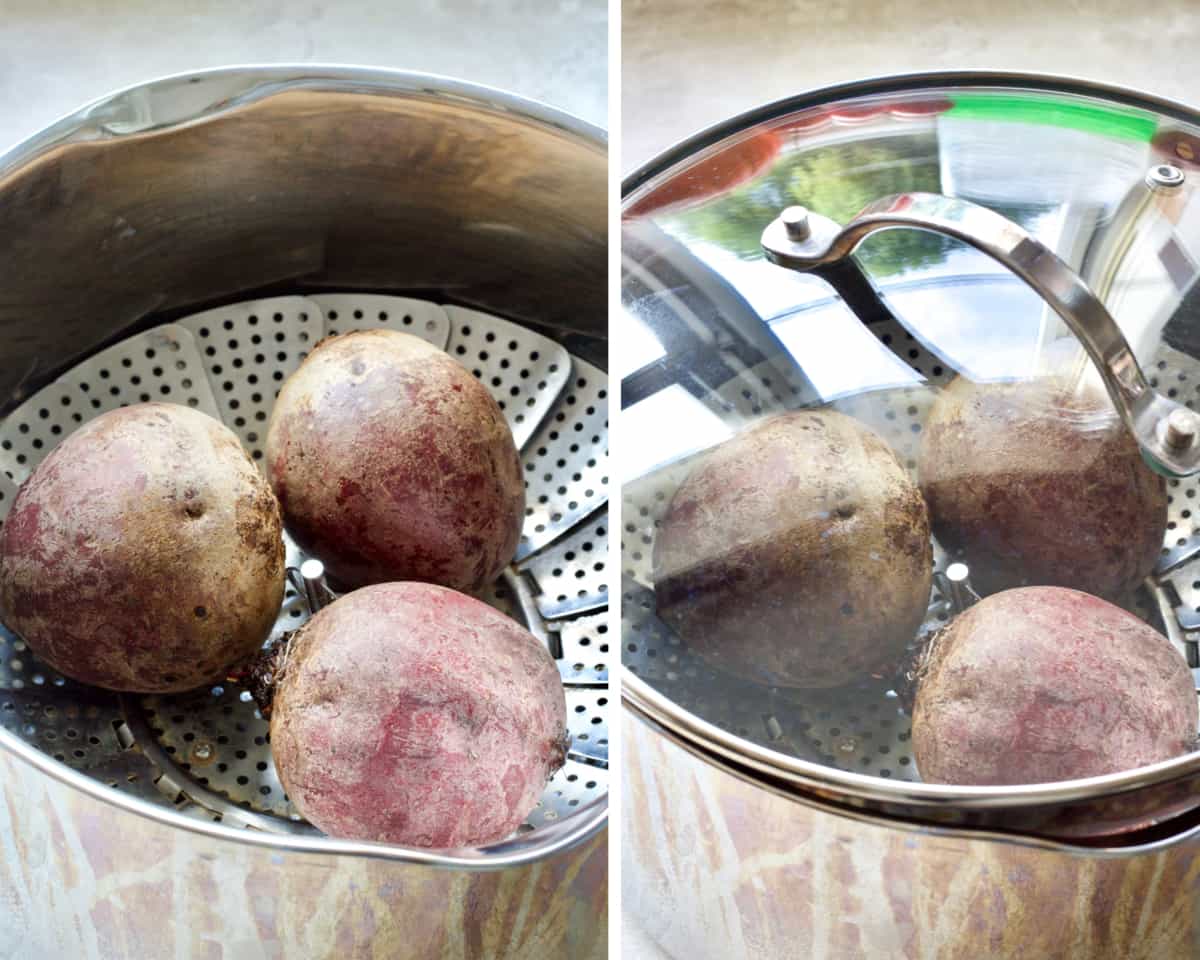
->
761, 193, 1200, 477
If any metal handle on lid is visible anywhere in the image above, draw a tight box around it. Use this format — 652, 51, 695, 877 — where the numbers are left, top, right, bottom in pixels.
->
761, 192, 1200, 478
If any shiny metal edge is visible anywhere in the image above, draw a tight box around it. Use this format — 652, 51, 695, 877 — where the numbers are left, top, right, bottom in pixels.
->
0, 721, 606, 868
621, 69, 1198, 197
0, 62, 607, 176
624, 696, 1200, 858
621, 667, 1200, 813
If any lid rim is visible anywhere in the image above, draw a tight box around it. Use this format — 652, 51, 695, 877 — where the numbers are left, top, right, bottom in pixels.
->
621, 69, 1200, 199
622, 665, 1200, 810
627, 681, 1200, 855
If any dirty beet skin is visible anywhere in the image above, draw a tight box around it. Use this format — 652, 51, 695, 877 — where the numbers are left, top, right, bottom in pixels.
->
265, 582, 567, 848
918, 375, 1167, 599
0, 403, 285, 692
913, 586, 1197, 785
653, 410, 932, 689
266, 330, 525, 594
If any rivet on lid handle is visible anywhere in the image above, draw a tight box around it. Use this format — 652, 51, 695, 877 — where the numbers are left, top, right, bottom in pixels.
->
1163, 406, 1200, 450
1147, 163, 1186, 191
781, 205, 811, 241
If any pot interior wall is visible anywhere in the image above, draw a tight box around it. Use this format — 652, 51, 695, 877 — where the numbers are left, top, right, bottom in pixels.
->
0, 78, 607, 409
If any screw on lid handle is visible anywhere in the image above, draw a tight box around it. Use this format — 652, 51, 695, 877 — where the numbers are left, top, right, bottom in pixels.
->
761, 191, 1200, 478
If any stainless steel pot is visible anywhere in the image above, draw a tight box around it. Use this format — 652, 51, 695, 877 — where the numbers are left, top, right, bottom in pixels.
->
0, 66, 607, 960
621, 72, 1200, 958
624, 714, 1200, 959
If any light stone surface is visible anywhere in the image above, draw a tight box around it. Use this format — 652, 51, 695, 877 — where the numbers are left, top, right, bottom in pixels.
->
0, 0, 607, 156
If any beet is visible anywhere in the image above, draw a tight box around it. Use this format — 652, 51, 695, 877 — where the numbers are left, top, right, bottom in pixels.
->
264, 582, 567, 847
912, 587, 1197, 785
918, 375, 1167, 599
653, 410, 932, 688
265, 330, 524, 593
0, 403, 285, 692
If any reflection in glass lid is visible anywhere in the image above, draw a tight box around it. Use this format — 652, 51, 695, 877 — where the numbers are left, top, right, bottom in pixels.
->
620, 79, 1200, 801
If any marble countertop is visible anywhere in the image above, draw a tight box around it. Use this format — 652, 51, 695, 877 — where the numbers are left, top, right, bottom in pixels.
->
0, 0, 607, 155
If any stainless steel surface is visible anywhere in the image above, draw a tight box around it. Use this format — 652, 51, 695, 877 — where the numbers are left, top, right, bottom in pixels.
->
761, 192, 1200, 477
1, 740, 607, 959
556, 612, 610, 687
1148, 161, 1187, 190
296, 558, 332, 614
781, 204, 812, 240
937, 562, 981, 614
1148, 574, 1198, 666
514, 356, 610, 561
0, 65, 607, 412
175, 296, 324, 459
621, 73, 1200, 843
519, 512, 610, 620
309, 293, 452, 347
624, 711, 1200, 960
1166, 406, 1200, 448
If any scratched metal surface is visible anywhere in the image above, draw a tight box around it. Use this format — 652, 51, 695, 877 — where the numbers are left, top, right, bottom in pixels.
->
623, 713, 1200, 960
0, 746, 607, 960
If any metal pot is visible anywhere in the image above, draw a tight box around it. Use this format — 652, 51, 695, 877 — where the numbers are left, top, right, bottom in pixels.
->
0, 66, 607, 959
621, 72, 1200, 958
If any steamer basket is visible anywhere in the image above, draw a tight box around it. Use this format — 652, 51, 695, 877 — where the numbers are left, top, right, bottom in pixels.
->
0, 67, 606, 960
620, 73, 1200, 845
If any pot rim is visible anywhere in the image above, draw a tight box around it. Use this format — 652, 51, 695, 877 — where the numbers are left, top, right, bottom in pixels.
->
0, 720, 606, 868
0, 64, 607, 869
1, 61, 606, 173
625, 694, 1200, 856
624, 667, 1200, 817
620, 68, 1200, 814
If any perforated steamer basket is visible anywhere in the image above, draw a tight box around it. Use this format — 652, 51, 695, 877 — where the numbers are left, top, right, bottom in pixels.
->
621, 74, 1200, 960
0, 68, 607, 960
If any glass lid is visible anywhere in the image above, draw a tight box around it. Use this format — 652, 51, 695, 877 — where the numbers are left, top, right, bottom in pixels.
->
620, 74, 1200, 841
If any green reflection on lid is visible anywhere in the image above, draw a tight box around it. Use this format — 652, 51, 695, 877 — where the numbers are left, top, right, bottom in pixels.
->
947, 93, 1157, 142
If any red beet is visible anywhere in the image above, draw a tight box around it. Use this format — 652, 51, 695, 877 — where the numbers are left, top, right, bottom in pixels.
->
265, 330, 524, 593
912, 587, 1197, 785
266, 582, 567, 847
918, 375, 1167, 599
0, 403, 285, 692
653, 410, 932, 688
